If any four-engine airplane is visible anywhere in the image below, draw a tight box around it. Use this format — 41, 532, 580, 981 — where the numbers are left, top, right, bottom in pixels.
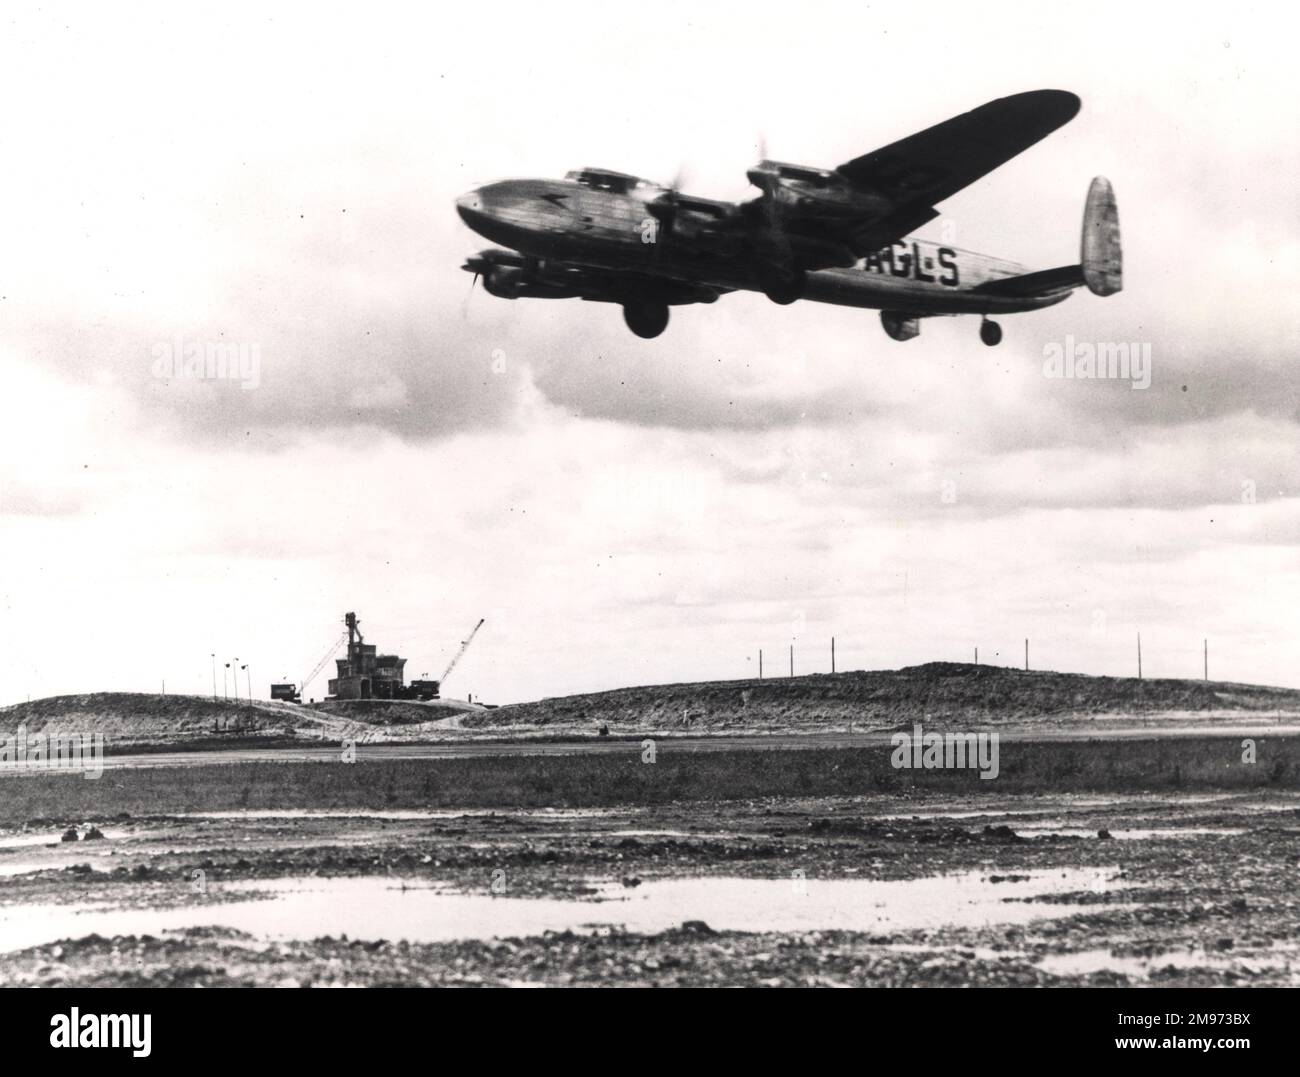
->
456, 90, 1121, 344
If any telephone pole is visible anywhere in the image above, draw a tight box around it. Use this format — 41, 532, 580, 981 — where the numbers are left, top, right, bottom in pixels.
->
759, 649, 763, 679
789, 645, 794, 678
831, 637, 836, 674
1024, 638, 1029, 671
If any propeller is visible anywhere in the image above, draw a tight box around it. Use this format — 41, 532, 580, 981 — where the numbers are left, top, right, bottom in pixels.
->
461, 250, 485, 318
462, 269, 477, 318
744, 136, 804, 299
645, 164, 688, 246
751, 185, 795, 278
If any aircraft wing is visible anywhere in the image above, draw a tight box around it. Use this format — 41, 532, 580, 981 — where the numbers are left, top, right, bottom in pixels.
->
747, 91, 1082, 271
836, 90, 1081, 208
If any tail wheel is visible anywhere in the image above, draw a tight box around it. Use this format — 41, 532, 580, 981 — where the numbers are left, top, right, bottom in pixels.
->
623, 302, 670, 339
979, 319, 1003, 346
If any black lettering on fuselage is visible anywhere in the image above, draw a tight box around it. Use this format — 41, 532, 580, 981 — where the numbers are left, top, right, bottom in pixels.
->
913, 242, 935, 283
890, 241, 912, 278
858, 244, 960, 288
938, 247, 959, 287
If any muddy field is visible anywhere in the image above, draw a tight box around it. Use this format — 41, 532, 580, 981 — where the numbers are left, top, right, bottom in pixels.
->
1, 759, 1297, 986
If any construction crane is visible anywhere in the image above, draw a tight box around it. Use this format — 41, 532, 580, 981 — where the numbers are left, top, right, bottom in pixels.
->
296, 630, 348, 700
441, 618, 485, 688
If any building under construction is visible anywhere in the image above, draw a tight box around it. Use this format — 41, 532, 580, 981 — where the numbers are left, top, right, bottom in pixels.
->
271, 610, 484, 703
328, 612, 441, 701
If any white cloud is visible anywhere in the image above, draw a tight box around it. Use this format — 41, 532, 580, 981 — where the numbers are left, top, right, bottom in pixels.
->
1, 2, 1297, 702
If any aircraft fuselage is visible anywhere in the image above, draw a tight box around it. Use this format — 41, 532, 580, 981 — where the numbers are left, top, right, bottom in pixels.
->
456, 177, 1072, 316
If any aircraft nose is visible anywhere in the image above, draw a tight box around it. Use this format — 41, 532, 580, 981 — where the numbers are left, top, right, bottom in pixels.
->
456, 190, 486, 227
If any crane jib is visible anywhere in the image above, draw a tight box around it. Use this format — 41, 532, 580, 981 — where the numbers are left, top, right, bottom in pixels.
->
441, 618, 486, 685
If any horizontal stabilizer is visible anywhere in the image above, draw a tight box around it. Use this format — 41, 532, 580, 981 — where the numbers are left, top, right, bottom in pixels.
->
971, 265, 1084, 298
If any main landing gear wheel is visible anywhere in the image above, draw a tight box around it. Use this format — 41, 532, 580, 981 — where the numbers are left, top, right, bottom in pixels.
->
979, 318, 1003, 346
623, 301, 670, 339
761, 269, 805, 305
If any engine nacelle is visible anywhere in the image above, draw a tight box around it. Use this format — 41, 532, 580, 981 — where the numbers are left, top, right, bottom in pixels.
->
747, 160, 890, 219
482, 266, 525, 299
880, 311, 921, 342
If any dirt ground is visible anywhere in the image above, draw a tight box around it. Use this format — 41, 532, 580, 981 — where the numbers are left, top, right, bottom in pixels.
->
6, 663, 1300, 753
1, 786, 1297, 986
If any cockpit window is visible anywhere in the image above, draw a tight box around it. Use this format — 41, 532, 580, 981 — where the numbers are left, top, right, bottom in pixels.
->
565, 169, 645, 194
778, 166, 832, 187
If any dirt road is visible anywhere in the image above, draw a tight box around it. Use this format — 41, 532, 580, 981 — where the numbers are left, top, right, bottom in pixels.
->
4, 721, 1298, 774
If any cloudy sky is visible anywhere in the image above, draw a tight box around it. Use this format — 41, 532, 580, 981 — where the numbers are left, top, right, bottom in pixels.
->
1, 1, 1297, 705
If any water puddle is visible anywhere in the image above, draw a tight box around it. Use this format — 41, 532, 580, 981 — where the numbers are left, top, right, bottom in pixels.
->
0, 856, 118, 879
0, 830, 128, 877
0, 867, 1120, 953
171, 808, 618, 821
868, 785, 1294, 827
604, 829, 736, 840
1015, 824, 1247, 840
1, 833, 92, 851
0, 829, 128, 850
0, 862, 57, 878
1038, 946, 1294, 979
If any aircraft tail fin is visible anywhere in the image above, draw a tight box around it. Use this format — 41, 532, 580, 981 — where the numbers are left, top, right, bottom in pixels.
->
972, 177, 1121, 301
1081, 175, 1122, 296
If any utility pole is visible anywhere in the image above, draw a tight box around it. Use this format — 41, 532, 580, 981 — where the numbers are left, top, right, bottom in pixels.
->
223, 663, 230, 701
789, 645, 794, 678
1137, 632, 1142, 680
244, 664, 251, 703
831, 636, 836, 674
232, 658, 240, 703
759, 649, 763, 680
974, 646, 979, 665
1024, 638, 1029, 671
